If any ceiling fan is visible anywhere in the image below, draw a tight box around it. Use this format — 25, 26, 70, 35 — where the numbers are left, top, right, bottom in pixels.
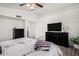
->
19, 3, 43, 10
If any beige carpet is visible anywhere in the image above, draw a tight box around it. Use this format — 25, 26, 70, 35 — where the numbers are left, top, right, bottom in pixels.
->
59, 46, 79, 56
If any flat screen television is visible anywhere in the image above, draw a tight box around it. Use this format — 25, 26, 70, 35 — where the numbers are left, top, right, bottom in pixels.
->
13, 28, 24, 39
48, 22, 62, 31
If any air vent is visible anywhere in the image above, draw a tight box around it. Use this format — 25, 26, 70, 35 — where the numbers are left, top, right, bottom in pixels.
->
16, 15, 22, 18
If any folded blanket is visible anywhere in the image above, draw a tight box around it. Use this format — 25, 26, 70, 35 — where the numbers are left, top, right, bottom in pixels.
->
35, 40, 51, 51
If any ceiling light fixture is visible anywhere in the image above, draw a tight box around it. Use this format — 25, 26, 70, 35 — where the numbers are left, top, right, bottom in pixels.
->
30, 4, 35, 10
19, 3, 43, 10
26, 3, 31, 7
30, 6, 35, 10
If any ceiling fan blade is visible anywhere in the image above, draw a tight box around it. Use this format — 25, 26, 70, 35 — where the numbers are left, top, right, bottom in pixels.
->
19, 3, 26, 6
35, 3, 43, 8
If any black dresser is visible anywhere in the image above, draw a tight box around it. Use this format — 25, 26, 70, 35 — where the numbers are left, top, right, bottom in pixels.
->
46, 32, 69, 47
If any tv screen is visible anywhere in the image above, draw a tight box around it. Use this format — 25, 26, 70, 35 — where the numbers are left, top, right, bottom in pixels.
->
48, 22, 62, 31
13, 28, 24, 39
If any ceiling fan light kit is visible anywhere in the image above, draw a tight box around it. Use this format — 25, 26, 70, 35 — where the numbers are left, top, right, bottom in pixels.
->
30, 6, 35, 10
19, 3, 43, 10
26, 3, 31, 7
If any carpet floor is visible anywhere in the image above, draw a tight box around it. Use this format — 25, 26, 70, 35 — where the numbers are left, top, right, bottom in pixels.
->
59, 46, 79, 56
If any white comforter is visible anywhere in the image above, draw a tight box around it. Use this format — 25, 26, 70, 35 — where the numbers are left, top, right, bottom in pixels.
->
0, 38, 63, 56
0, 38, 37, 56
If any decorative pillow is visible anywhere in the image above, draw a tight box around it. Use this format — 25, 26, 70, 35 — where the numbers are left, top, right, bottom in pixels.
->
0, 46, 2, 55
35, 40, 51, 51
37, 36, 45, 40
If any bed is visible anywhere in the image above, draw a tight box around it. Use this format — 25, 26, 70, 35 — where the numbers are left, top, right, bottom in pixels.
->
0, 38, 63, 56
25, 42, 63, 56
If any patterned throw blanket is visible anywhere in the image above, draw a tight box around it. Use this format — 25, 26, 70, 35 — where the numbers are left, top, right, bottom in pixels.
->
59, 46, 79, 56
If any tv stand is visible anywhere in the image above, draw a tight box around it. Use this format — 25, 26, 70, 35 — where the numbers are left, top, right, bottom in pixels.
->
46, 32, 69, 47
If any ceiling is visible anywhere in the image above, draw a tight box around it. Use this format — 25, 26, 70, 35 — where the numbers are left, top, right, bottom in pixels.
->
31, 3, 79, 17
0, 3, 79, 18
0, 3, 78, 10
0, 3, 44, 11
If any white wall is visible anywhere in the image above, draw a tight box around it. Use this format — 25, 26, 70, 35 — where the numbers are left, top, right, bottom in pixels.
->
0, 16, 24, 42
35, 7, 79, 46
0, 6, 36, 42
0, 7, 36, 22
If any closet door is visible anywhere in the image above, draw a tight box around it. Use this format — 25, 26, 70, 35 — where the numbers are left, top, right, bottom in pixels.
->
27, 22, 35, 38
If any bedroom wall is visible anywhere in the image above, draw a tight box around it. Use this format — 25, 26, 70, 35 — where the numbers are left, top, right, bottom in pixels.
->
0, 7, 36, 22
0, 6, 36, 42
35, 7, 79, 46
0, 16, 24, 42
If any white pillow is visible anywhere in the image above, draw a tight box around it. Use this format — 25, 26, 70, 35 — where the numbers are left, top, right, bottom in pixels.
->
0, 40, 17, 47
